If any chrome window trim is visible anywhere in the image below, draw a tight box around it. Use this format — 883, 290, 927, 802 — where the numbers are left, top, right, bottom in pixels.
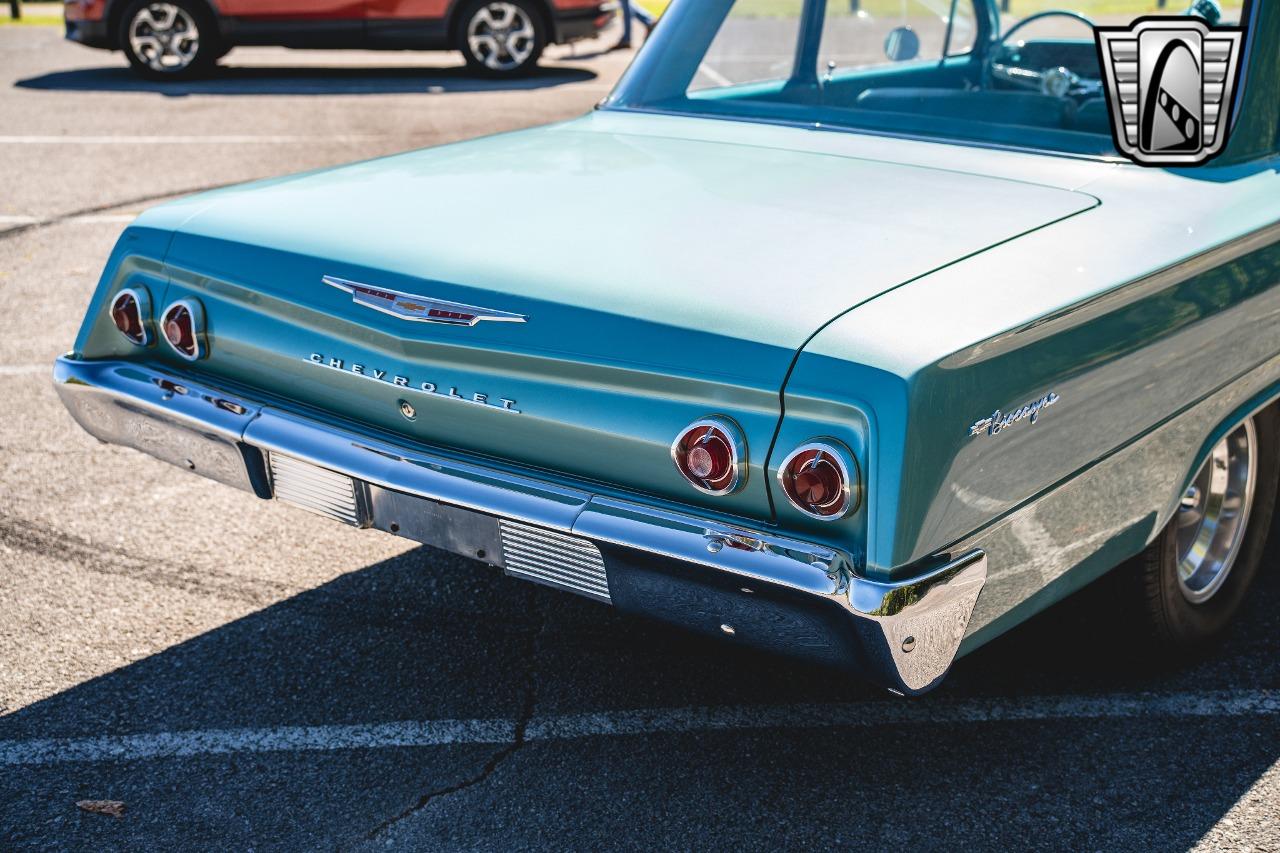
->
602, 105, 1130, 165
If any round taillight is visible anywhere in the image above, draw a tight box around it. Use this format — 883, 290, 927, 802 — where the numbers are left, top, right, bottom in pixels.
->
777, 441, 859, 520
161, 299, 205, 361
671, 417, 746, 495
109, 288, 150, 346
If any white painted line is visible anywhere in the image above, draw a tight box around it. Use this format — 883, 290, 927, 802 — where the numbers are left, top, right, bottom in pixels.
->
0, 365, 50, 376
0, 135, 392, 144
68, 214, 138, 224
527, 689, 1280, 739
696, 62, 734, 88
1, 689, 1275, 767
0, 214, 136, 226
0, 719, 516, 767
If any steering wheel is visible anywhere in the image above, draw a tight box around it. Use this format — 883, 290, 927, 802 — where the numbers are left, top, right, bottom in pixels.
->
983, 10, 1103, 100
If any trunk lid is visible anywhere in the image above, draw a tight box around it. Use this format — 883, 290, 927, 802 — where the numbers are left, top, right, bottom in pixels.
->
150, 116, 1096, 521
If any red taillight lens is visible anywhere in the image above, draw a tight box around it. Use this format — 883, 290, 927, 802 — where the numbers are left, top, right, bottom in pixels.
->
160, 299, 205, 361
109, 288, 149, 345
671, 418, 745, 495
778, 441, 859, 520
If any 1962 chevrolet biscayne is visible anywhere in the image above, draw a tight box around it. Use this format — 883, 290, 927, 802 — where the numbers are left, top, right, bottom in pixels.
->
55, 0, 1280, 694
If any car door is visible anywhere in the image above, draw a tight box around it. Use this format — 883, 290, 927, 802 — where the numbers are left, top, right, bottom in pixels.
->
364, 0, 450, 47
216, 0, 367, 46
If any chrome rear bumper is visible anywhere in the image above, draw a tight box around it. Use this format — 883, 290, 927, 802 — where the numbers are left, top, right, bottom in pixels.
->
54, 355, 986, 695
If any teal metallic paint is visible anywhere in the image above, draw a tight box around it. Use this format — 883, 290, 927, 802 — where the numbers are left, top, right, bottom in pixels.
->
75, 117, 1093, 526
795, 159, 1280, 579
954, 350, 1280, 656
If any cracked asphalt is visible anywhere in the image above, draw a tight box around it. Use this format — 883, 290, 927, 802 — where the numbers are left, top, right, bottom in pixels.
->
1, 23, 1278, 853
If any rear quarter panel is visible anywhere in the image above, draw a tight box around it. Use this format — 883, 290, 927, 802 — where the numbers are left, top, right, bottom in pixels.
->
783, 158, 1280, 588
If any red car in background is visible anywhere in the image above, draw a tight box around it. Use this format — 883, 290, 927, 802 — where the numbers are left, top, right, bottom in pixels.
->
63, 0, 615, 78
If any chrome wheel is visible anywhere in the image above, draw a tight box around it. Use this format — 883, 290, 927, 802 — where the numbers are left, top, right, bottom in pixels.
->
128, 3, 200, 73
466, 2, 537, 72
1174, 418, 1257, 604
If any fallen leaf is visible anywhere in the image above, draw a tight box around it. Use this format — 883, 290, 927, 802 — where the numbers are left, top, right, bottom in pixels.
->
76, 800, 126, 818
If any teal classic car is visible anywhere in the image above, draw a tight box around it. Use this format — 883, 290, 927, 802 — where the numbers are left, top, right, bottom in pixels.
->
56, 0, 1280, 694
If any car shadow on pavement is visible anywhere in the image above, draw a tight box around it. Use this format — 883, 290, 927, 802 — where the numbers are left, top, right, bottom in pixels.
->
1, 532, 1277, 848
15, 64, 598, 96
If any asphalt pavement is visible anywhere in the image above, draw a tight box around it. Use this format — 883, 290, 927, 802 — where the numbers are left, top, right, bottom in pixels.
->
1, 22, 1278, 852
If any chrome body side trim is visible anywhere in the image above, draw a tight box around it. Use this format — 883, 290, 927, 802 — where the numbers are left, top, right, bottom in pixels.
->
53, 355, 987, 694
954, 351, 1280, 653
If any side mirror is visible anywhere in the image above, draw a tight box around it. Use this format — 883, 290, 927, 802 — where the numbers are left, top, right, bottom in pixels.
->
884, 26, 921, 62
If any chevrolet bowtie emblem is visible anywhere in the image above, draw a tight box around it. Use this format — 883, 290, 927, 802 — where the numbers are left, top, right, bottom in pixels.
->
1095, 16, 1245, 166
322, 276, 527, 326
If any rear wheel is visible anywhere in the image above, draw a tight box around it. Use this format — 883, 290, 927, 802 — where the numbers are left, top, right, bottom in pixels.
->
1123, 408, 1277, 648
118, 0, 220, 80
456, 0, 546, 77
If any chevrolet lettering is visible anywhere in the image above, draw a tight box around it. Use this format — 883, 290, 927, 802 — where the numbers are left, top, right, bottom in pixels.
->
307, 353, 521, 413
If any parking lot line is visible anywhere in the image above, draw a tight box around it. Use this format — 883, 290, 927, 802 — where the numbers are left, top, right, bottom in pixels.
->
0, 214, 136, 225
0, 135, 396, 144
2, 689, 1276, 767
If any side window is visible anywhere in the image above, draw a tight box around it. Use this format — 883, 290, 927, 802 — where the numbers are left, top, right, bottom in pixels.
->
689, 0, 805, 93
817, 0, 978, 76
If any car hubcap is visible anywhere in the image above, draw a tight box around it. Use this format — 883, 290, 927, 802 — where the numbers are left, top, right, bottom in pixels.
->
129, 3, 200, 72
466, 2, 536, 71
1174, 418, 1256, 604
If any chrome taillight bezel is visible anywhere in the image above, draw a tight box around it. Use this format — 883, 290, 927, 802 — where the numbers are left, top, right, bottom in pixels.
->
671, 416, 747, 496
776, 439, 860, 521
160, 298, 207, 361
109, 287, 152, 346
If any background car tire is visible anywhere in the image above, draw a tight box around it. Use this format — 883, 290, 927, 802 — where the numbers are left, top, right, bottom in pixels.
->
1122, 406, 1278, 649
118, 0, 221, 80
455, 0, 547, 77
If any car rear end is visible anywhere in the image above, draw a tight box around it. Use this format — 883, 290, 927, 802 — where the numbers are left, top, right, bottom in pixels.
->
52, 119, 1103, 693
55, 211, 988, 695
549, 0, 616, 43
63, 0, 112, 47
